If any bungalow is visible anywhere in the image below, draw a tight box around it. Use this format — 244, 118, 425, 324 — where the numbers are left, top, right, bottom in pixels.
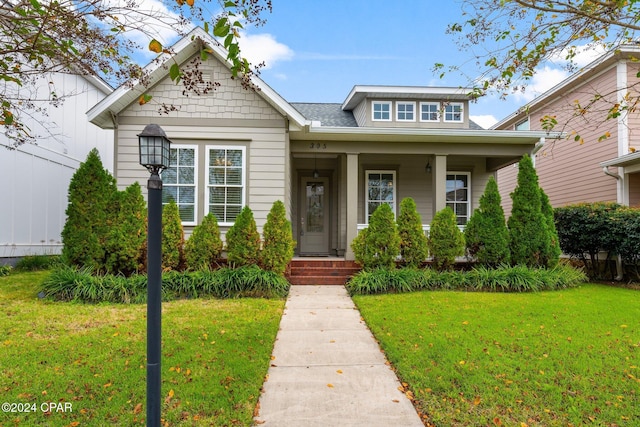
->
88, 27, 552, 260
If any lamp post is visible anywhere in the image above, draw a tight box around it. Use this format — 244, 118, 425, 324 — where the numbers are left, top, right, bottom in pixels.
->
138, 123, 171, 427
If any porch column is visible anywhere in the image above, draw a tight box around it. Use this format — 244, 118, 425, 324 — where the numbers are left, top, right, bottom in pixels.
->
345, 153, 359, 260
432, 155, 447, 217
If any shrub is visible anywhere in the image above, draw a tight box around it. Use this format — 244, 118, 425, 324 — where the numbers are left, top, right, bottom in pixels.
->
226, 206, 261, 267
351, 203, 400, 270
464, 176, 510, 266
429, 207, 465, 271
261, 200, 296, 275
14, 255, 61, 271
397, 198, 429, 267
184, 213, 223, 271
508, 154, 549, 267
610, 207, 640, 280
540, 188, 561, 268
162, 200, 185, 271
0, 265, 12, 276
554, 202, 622, 278
61, 148, 117, 270
105, 182, 147, 276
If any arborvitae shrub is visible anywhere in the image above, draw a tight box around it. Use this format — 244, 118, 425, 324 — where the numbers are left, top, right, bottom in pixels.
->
540, 188, 561, 268
184, 213, 223, 271
464, 176, 510, 267
162, 199, 185, 271
261, 200, 296, 275
397, 198, 429, 267
226, 206, 261, 267
61, 148, 117, 271
352, 203, 400, 270
508, 154, 549, 267
105, 182, 147, 276
429, 207, 465, 271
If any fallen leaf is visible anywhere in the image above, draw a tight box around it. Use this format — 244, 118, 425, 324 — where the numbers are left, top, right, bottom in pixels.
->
336, 370, 343, 374
392, 399, 399, 403
133, 403, 142, 414
327, 383, 334, 388
473, 396, 481, 405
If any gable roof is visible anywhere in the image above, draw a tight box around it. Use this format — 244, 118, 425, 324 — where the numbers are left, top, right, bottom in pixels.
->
87, 27, 307, 129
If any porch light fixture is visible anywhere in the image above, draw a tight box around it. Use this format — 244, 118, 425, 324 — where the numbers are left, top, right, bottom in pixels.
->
138, 123, 171, 427
426, 160, 432, 173
313, 155, 320, 178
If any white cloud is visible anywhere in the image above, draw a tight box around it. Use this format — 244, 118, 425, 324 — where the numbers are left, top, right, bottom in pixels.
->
470, 115, 498, 129
512, 66, 569, 103
238, 33, 294, 69
550, 43, 610, 68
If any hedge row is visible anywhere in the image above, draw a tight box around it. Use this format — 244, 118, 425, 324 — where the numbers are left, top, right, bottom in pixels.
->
40, 265, 290, 303
346, 264, 586, 295
554, 202, 640, 280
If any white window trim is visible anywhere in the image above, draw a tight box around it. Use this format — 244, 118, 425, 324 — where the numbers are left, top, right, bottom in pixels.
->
205, 145, 246, 227
446, 171, 471, 225
420, 102, 441, 122
365, 169, 397, 223
443, 102, 464, 123
162, 144, 198, 226
371, 101, 392, 122
396, 101, 416, 122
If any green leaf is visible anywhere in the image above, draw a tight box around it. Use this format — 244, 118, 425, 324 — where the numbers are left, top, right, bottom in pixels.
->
169, 63, 181, 82
224, 0, 235, 7
204, 21, 209, 33
213, 18, 230, 37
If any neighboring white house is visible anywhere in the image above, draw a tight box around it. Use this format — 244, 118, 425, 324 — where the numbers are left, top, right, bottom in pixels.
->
88, 27, 554, 260
0, 71, 113, 261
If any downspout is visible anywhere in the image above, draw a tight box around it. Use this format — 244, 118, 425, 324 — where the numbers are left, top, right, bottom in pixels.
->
531, 137, 545, 167
602, 166, 624, 281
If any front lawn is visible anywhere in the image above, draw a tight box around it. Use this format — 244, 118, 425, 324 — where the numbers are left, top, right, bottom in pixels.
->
354, 284, 640, 427
0, 271, 284, 426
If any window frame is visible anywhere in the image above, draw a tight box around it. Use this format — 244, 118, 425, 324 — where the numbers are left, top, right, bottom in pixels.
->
515, 118, 530, 131
162, 145, 198, 226
371, 101, 392, 122
443, 102, 464, 123
365, 169, 397, 223
205, 145, 246, 227
396, 101, 416, 122
446, 171, 471, 225
420, 102, 440, 122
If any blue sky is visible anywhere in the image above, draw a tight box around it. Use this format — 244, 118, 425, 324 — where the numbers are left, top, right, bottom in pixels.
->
144, 0, 606, 128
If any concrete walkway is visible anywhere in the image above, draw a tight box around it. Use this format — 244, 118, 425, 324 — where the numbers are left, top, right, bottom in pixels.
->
254, 285, 424, 426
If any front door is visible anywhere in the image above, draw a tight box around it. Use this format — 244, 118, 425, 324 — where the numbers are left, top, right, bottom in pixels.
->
299, 177, 330, 255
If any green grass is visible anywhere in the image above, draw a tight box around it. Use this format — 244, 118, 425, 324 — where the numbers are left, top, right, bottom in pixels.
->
353, 284, 640, 427
0, 271, 284, 426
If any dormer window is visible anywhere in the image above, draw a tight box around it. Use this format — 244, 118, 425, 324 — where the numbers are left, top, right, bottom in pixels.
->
396, 102, 415, 121
420, 102, 440, 122
444, 102, 463, 123
372, 101, 392, 121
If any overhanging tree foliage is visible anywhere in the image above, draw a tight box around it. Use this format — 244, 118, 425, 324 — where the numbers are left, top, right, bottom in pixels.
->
1, 0, 271, 147
439, 0, 640, 139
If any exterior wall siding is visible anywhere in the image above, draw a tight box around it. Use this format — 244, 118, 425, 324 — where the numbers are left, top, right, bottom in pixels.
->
115, 54, 289, 236
0, 72, 113, 258
629, 172, 640, 206
497, 64, 623, 212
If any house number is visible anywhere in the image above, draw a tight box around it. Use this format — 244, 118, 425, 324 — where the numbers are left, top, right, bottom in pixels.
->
309, 143, 327, 149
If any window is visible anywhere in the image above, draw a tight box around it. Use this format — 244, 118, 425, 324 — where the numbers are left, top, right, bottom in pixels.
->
446, 172, 470, 225
515, 118, 530, 131
420, 102, 440, 122
162, 146, 197, 224
366, 170, 396, 222
396, 102, 415, 121
206, 146, 245, 225
372, 101, 391, 121
444, 102, 463, 122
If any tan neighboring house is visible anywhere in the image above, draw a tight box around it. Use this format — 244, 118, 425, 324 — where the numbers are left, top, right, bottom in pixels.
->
88, 28, 551, 260
495, 46, 640, 213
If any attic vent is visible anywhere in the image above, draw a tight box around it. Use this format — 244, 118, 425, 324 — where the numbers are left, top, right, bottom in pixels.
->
181, 62, 220, 96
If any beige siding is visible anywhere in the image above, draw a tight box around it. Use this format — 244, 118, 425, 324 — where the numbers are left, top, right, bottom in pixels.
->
114, 53, 289, 234
353, 101, 367, 127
